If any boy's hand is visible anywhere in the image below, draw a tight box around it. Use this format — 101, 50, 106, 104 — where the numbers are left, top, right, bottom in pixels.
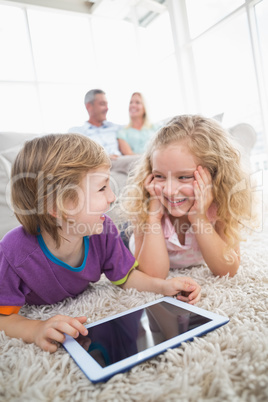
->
162, 277, 201, 305
34, 315, 88, 353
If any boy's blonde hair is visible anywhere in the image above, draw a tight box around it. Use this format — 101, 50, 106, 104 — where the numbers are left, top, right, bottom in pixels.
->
11, 133, 110, 247
123, 114, 254, 249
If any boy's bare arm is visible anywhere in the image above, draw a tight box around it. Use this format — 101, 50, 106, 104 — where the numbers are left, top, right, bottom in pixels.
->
0, 313, 88, 353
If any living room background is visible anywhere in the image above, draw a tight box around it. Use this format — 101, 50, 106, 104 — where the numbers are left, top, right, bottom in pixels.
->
0, 0, 267, 169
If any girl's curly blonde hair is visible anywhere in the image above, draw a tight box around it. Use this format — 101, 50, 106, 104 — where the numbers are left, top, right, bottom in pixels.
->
122, 114, 254, 249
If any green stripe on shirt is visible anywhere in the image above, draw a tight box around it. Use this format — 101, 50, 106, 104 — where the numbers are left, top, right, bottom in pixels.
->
111, 260, 139, 286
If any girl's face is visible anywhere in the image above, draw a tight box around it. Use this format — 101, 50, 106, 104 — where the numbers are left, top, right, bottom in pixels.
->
129, 93, 145, 120
151, 143, 198, 218
63, 167, 115, 237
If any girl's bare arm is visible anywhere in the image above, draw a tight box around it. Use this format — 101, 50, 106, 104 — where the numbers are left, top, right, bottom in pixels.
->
190, 166, 240, 277
194, 219, 240, 277
134, 218, 170, 279
134, 174, 170, 278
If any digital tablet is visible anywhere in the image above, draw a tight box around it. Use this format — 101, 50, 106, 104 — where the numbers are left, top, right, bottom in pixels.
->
63, 297, 229, 383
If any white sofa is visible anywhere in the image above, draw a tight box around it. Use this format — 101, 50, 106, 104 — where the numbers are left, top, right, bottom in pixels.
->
0, 132, 40, 239
0, 124, 256, 240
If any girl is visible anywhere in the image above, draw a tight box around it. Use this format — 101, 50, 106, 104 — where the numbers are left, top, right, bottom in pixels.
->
123, 115, 253, 278
0, 133, 201, 353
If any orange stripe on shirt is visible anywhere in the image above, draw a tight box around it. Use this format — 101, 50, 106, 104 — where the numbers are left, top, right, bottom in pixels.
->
0, 306, 21, 315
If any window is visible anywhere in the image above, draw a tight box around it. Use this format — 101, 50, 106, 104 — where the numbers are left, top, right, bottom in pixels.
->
91, 16, 139, 124
180, 0, 268, 166
27, 9, 94, 84
0, 0, 267, 170
255, 0, 268, 118
185, 0, 245, 39
139, 12, 183, 122
192, 12, 259, 128
0, 5, 40, 132
0, 5, 34, 81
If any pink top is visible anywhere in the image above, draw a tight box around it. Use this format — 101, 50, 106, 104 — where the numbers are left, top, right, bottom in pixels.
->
162, 203, 218, 269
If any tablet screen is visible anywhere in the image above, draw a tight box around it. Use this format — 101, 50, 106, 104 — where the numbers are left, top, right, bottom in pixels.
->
75, 301, 211, 368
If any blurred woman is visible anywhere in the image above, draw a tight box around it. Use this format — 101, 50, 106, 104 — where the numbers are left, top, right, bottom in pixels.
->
117, 92, 160, 155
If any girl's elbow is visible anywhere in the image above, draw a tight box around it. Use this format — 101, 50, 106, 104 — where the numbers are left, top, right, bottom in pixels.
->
222, 269, 237, 278
218, 262, 239, 277
228, 255, 240, 277
228, 264, 239, 277
217, 252, 240, 277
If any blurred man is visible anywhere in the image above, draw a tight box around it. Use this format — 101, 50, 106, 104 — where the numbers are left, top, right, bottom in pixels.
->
69, 89, 122, 159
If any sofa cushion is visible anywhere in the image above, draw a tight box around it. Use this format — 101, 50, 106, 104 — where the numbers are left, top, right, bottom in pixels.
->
229, 123, 256, 155
0, 133, 40, 239
0, 145, 22, 239
0, 132, 40, 152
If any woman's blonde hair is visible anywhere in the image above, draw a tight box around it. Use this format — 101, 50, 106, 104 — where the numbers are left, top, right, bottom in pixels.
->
11, 133, 110, 247
123, 114, 254, 249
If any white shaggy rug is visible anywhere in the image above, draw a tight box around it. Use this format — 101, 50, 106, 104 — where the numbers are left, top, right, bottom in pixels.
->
1, 229, 268, 402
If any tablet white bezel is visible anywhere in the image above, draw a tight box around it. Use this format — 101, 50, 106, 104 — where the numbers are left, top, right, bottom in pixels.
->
63, 296, 229, 383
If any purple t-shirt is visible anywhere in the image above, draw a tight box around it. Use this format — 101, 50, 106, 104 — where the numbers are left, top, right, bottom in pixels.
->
0, 216, 136, 307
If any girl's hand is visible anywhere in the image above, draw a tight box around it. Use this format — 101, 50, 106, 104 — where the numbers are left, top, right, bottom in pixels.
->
144, 173, 165, 222
188, 166, 214, 224
162, 277, 201, 305
34, 315, 88, 353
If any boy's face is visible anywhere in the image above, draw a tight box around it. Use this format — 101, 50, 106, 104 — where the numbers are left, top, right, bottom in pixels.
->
63, 167, 115, 237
